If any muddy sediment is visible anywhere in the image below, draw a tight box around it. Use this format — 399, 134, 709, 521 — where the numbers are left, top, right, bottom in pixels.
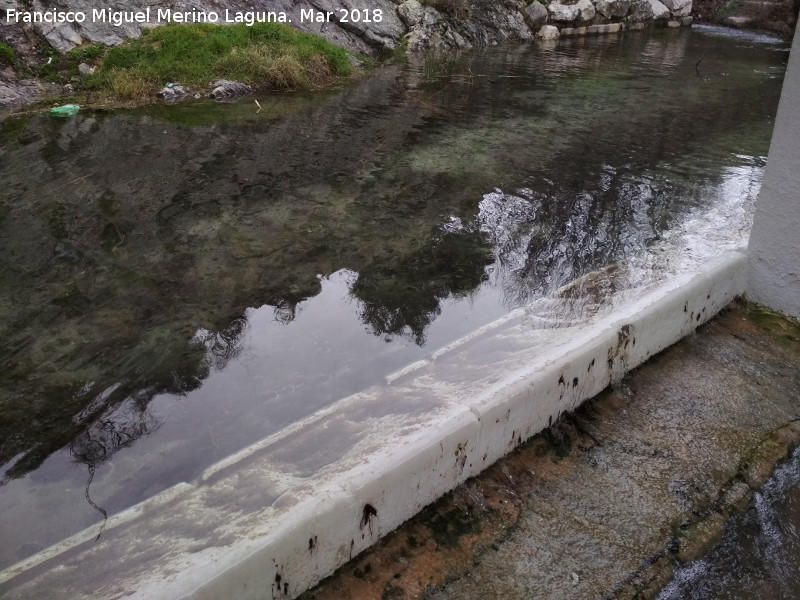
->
300, 300, 800, 600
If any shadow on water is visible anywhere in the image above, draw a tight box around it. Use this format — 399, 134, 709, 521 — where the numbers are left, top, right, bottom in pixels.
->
0, 27, 789, 565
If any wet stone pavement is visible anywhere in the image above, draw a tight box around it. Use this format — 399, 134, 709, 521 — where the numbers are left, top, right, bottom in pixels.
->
300, 300, 800, 600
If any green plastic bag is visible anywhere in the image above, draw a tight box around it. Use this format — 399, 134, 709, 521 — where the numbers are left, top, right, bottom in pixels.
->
50, 104, 80, 117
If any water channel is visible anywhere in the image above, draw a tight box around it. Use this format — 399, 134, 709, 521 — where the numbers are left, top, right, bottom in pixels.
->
0, 25, 790, 582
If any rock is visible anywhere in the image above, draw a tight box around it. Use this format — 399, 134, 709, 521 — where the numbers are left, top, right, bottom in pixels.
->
0, 77, 61, 106
660, 0, 691, 17
420, 6, 444, 28
33, 22, 84, 53
525, 1, 548, 29
766, 20, 792, 35
208, 79, 252, 99
405, 21, 472, 52
347, 54, 366, 69
723, 15, 753, 29
627, 0, 653, 21
77, 63, 94, 76
575, 0, 596, 23
644, 0, 671, 20
537, 24, 561, 39
397, 0, 425, 28
404, 0, 532, 52
63, 83, 75, 94
309, 0, 405, 50
595, 0, 632, 19
547, 2, 580, 23
14, 0, 405, 57
30, 0, 127, 51
157, 84, 189, 100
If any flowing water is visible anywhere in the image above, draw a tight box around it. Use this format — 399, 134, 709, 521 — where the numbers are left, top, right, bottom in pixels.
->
0, 26, 790, 572
658, 446, 800, 600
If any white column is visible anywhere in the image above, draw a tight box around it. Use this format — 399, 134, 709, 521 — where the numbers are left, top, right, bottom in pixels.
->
747, 27, 800, 319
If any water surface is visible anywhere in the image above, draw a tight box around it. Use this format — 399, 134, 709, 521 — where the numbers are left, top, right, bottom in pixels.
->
658, 446, 800, 600
0, 26, 789, 570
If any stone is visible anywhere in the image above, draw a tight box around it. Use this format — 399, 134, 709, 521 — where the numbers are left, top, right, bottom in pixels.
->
347, 54, 366, 68
547, 2, 580, 23
592, 22, 623, 33
766, 20, 792, 35
405, 20, 472, 52
537, 24, 561, 39
575, 0, 596, 23
397, 0, 425, 28
31, 0, 127, 51
595, 0, 631, 19
310, 0, 405, 50
660, 0, 691, 17
420, 6, 443, 27
645, 0, 670, 19
33, 22, 84, 53
525, 1, 549, 30
77, 63, 93, 76
723, 15, 752, 29
157, 84, 189, 100
627, 0, 653, 22
208, 80, 252, 99
0, 78, 61, 106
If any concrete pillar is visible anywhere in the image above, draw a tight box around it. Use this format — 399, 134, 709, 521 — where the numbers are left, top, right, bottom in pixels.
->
747, 27, 800, 319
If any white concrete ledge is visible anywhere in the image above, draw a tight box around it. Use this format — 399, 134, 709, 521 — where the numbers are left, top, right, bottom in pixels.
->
0, 251, 747, 600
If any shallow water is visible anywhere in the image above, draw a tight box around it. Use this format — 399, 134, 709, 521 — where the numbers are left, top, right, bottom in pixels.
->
0, 27, 789, 569
658, 446, 800, 600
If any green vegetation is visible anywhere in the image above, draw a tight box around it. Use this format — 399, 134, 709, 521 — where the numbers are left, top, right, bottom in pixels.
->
0, 41, 15, 68
745, 301, 800, 353
716, 0, 742, 18
34, 43, 104, 81
78, 23, 354, 99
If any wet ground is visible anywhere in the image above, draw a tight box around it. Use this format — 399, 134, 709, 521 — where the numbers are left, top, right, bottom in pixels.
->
300, 300, 800, 600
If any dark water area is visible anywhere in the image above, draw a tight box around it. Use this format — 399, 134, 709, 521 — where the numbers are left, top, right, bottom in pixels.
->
0, 26, 789, 569
658, 446, 800, 600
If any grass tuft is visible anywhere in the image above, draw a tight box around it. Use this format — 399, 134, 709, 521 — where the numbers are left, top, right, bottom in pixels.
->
0, 41, 15, 67
82, 22, 353, 98
107, 68, 154, 99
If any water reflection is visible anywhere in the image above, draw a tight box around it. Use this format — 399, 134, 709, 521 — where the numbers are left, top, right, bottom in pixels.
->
353, 228, 492, 344
0, 28, 788, 568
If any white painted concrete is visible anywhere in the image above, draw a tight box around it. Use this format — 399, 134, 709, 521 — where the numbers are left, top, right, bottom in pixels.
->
0, 250, 746, 600
748, 28, 800, 319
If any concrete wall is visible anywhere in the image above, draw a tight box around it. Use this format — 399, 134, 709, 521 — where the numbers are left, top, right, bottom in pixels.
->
747, 28, 800, 319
